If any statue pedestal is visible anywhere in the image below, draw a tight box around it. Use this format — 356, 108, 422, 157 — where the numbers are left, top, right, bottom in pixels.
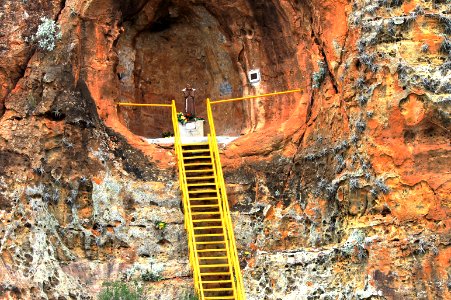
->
179, 120, 204, 137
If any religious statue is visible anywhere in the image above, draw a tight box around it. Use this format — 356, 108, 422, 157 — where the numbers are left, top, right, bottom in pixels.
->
182, 84, 196, 116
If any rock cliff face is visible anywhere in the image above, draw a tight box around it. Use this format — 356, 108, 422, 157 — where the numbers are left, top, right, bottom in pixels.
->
0, 0, 449, 299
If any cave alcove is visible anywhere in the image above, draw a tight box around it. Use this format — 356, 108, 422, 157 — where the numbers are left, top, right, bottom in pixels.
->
113, 0, 303, 140
116, 1, 246, 138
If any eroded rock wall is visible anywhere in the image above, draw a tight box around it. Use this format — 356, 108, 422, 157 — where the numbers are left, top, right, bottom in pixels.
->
0, 0, 449, 299
226, 1, 450, 299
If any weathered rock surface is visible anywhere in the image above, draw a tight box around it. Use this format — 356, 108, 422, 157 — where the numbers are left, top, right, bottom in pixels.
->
0, 0, 449, 299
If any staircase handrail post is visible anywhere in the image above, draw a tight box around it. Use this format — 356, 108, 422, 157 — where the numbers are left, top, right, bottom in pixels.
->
172, 100, 205, 299
207, 98, 246, 300
207, 134, 239, 298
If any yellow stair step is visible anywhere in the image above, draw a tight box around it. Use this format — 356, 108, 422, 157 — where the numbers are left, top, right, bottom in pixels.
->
195, 233, 224, 237
190, 204, 219, 208
200, 272, 231, 276
197, 248, 227, 252
185, 169, 214, 173
194, 226, 223, 230
198, 264, 229, 268
186, 176, 216, 180
184, 163, 212, 166
188, 189, 217, 193
182, 142, 209, 147
191, 212, 221, 215
199, 256, 228, 260
202, 280, 232, 284
189, 197, 218, 200
196, 241, 226, 245
183, 149, 211, 153
203, 288, 234, 291
183, 156, 211, 160
192, 219, 221, 223
187, 183, 216, 187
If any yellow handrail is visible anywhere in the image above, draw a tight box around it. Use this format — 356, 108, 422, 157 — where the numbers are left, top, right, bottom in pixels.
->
207, 134, 238, 298
120, 88, 302, 300
171, 100, 204, 299
210, 88, 301, 104
118, 102, 173, 107
207, 98, 246, 300
203, 88, 301, 299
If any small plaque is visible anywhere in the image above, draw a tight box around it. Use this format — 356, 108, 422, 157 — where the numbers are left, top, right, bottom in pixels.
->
248, 69, 261, 85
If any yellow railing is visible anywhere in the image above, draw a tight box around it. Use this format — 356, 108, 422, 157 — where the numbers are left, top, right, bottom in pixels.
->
205, 88, 302, 299
207, 100, 245, 299
117, 103, 173, 107
171, 100, 205, 299
119, 89, 302, 300
210, 88, 301, 104
206, 133, 240, 299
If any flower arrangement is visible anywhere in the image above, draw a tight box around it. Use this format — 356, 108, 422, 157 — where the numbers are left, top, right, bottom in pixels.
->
177, 112, 204, 125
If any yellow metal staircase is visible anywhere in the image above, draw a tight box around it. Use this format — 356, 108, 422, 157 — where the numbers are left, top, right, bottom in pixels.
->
118, 89, 301, 300
171, 101, 245, 300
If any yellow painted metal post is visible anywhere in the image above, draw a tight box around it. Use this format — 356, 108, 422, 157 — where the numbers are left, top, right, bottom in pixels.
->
171, 100, 205, 300
203, 89, 302, 299
207, 98, 246, 300
207, 133, 237, 297
210, 88, 301, 104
